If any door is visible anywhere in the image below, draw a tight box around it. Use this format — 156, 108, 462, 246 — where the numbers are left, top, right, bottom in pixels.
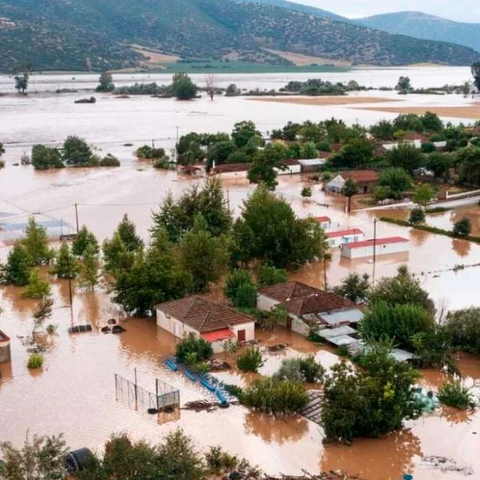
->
237, 330, 246, 342
286, 316, 293, 330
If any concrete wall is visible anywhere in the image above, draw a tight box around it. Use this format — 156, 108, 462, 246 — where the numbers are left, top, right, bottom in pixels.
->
212, 171, 248, 180
230, 322, 255, 342
290, 315, 310, 337
156, 309, 198, 339
328, 232, 365, 248
257, 294, 280, 311
276, 165, 301, 176
341, 241, 408, 259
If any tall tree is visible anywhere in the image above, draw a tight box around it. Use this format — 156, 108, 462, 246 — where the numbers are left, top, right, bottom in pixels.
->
1, 243, 31, 286
471, 62, 480, 91
172, 73, 197, 100
232, 121, 260, 149
96, 71, 115, 92
22, 217, 53, 266
72, 226, 99, 257
341, 178, 358, 213
23, 269, 52, 299
13, 63, 33, 94
116, 214, 144, 252
51, 243, 79, 279
78, 243, 100, 291
247, 143, 288, 191
413, 184, 435, 208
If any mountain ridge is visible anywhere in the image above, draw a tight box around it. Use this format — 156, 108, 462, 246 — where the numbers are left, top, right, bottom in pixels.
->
0, 0, 478, 73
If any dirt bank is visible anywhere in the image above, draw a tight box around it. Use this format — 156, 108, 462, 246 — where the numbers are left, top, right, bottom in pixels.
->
354, 105, 480, 120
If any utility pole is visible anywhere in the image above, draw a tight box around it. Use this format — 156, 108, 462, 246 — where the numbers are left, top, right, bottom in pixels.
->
372, 219, 377, 283
74, 203, 79, 234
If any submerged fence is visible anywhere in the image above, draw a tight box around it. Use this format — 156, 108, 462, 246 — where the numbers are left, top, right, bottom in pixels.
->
115, 373, 180, 417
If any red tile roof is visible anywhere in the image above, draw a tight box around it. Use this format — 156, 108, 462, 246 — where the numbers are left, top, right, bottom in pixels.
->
344, 237, 409, 249
326, 228, 364, 238
405, 132, 427, 142
201, 328, 235, 343
211, 163, 250, 174
316, 216, 331, 223
258, 281, 357, 316
156, 296, 254, 333
340, 170, 379, 183
282, 158, 301, 166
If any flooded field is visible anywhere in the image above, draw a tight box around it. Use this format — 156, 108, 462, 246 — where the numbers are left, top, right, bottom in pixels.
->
2, 69, 480, 479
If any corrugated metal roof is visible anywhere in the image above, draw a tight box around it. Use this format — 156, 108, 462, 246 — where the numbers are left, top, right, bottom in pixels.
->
326, 228, 364, 238
344, 237, 409, 249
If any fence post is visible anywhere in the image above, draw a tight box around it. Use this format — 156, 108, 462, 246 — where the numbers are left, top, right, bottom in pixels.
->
134, 368, 138, 411
156, 379, 160, 411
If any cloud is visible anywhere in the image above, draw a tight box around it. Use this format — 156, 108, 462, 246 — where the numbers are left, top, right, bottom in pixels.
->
298, 0, 480, 22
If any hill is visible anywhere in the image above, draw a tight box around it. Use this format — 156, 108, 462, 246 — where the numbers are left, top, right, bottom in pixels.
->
0, 0, 478, 72
357, 11, 480, 53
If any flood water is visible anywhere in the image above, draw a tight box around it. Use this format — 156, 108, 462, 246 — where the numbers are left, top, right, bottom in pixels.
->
2, 69, 480, 479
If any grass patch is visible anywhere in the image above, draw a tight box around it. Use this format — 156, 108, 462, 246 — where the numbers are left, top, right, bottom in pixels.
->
380, 217, 480, 244
27, 353, 44, 369
426, 207, 451, 214
438, 381, 476, 410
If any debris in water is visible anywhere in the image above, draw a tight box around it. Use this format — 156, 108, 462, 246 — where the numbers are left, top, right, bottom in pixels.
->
263, 471, 365, 480
107, 318, 117, 325
209, 359, 232, 371
111, 325, 126, 334
421, 456, 473, 475
183, 400, 220, 412
267, 343, 288, 352
101, 326, 111, 333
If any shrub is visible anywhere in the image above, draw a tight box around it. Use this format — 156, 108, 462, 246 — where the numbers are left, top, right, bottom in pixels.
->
409, 207, 426, 225
446, 308, 480, 356
438, 381, 476, 410
176, 333, 213, 363
22, 270, 52, 299
225, 270, 254, 302
242, 377, 309, 415
301, 187, 312, 198
333, 272, 370, 303
223, 384, 244, 399
453, 217, 472, 238
274, 359, 303, 382
237, 348, 264, 372
135, 146, 166, 160
361, 301, 434, 351
322, 345, 422, 443
256, 265, 287, 287
298, 355, 325, 383
99, 154, 120, 167
27, 353, 44, 369
153, 157, 172, 169
234, 283, 257, 309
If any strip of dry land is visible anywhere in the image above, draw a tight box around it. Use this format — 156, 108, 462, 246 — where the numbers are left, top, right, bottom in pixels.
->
249, 97, 400, 106
354, 105, 480, 120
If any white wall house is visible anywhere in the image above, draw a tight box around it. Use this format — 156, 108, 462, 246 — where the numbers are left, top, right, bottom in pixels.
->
316, 216, 332, 230
156, 296, 255, 353
276, 159, 301, 175
341, 237, 409, 259
326, 228, 365, 248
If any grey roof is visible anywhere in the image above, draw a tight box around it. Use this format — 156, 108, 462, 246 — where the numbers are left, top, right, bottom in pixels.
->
318, 325, 357, 339
328, 335, 359, 346
318, 308, 364, 326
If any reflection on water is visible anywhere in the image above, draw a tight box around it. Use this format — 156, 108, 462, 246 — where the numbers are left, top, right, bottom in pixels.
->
244, 412, 309, 444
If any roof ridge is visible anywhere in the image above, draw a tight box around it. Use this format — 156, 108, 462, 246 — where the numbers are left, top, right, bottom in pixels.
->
183, 295, 200, 319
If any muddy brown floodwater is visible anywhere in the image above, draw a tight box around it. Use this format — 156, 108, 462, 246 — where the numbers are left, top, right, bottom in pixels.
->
2, 85, 480, 479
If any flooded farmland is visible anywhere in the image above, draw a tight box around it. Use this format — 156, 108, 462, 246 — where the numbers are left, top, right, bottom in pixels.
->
2, 69, 480, 479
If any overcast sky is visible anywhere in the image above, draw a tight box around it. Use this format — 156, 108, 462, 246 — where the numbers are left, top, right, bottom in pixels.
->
297, 0, 480, 22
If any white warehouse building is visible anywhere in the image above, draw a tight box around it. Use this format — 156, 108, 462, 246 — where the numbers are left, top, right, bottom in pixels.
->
341, 237, 409, 259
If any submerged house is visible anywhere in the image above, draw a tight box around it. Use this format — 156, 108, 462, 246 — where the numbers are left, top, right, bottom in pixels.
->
156, 296, 255, 353
326, 228, 365, 248
257, 281, 363, 337
0, 330, 11, 363
341, 236, 409, 259
326, 170, 379, 194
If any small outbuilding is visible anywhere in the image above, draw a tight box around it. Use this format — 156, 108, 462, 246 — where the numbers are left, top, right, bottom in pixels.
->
298, 158, 327, 173
316, 216, 332, 230
277, 158, 301, 175
341, 236, 409, 259
326, 228, 365, 248
0, 330, 11, 363
210, 163, 250, 180
156, 296, 255, 353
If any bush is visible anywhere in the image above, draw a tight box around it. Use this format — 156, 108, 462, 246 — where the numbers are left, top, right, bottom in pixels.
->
234, 283, 257, 309
225, 270, 254, 302
242, 377, 309, 415
361, 301, 434, 351
322, 345, 422, 443
136, 146, 166, 160
99, 154, 120, 167
333, 272, 370, 303
223, 384, 244, 399
237, 348, 264, 372
274, 359, 303, 382
446, 308, 480, 356
453, 217, 471, 238
176, 333, 213, 363
409, 207, 426, 225
256, 265, 287, 287
27, 353, 44, 369
438, 381, 476, 410
31, 145, 64, 170
301, 187, 312, 198
298, 355, 325, 383
153, 157, 172, 169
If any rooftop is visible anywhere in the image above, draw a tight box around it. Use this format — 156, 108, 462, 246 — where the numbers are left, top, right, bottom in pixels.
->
156, 296, 254, 333
316, 216, 331, 223
339, 170, 379, 183
326, 228, 364, 238
344, 236, 409, 249
211, 163, 250, 174
258, 281, 357, 316
282, 158, 301, 166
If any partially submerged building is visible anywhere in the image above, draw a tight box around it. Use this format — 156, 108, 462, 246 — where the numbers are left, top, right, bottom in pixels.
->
341, 236, 409, 259
0, 330, 11, 363
156, 296, 255, 353
326, 170, 379, 194
316, 216, 332, 230
326, 228, 365, 248
257, 281, 363, 337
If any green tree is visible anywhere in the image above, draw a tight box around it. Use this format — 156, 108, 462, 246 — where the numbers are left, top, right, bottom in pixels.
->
453, 217, 472, 237
112, 230, 192, 315
388, 144, 424, 173
51, 243, 79, 279
333, 273, 370, 303
409, 207, 426, 225
438, 381, 476, 410
426, 152, 453, 180
341, 177, 358, 213
377, 168, 412, 200
413, 184, 435, 208
234, 283, 257, 309
0, 433, 68, 479
233, 186, 328, 268
421, 112, 443, 132
78, 243, 100, 291
172, 73, 197, 100
456, 146, 480, 185
96, 71, 115, 92
1, 243, 31, 286
22, 217, 54, 266
322, 345, 421, 443
370, 266, 435, 314
232, 121, 260, 149
301, 186, 312, 198
206, 140, 236, 169
23, 269, 52, 299
31, 145, 64, 170
225, 270, 255, 303
446, 308, 480, 357
62, 136, 93, 165
395, 76, 412, 92
370, 120, 395, 141
115, 214, 144, 252
257, 265, 287, 287
247, 143, 288, 190
393, 114, 424, 133
361, 301, 434, 351
237, 348, 264, 372
176, 332, 214, 363
176, 219, 230, 292
13, 63, 32, 94
103, 233, 135, 276
329, 138, 374, 169
72, 226, 99, 257
471, 62, 480, 90
300, 141, 317, 159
